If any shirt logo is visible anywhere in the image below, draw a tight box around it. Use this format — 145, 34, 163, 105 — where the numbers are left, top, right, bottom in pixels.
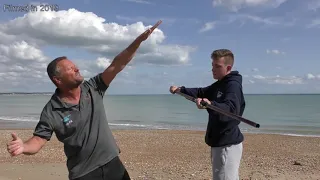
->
63, 114, 73, 126
217, 91, 223, 98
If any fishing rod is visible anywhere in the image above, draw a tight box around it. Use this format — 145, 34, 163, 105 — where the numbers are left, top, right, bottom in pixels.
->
173, 91, 260, 128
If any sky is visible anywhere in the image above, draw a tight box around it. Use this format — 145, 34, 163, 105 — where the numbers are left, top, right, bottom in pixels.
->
0, 0, 320, 94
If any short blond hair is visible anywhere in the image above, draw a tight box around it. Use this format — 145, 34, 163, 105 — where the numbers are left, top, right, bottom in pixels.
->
211, 49, 234, 66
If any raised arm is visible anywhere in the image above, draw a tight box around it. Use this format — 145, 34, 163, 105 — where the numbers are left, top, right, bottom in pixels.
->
101, 20, 162, 86
170, 85, 213, 99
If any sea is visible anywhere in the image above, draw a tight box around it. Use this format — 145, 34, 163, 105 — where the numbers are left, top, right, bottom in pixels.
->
0, 93, 319, 137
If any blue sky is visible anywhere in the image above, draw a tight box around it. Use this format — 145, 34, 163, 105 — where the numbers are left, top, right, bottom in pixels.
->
0, 0, 320, 94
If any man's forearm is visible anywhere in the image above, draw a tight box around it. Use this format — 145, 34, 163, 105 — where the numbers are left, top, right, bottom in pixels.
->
112, 38, 142, 72
179, 86, 209, 98
101, 21, 161, 86
23, 136, 46, 155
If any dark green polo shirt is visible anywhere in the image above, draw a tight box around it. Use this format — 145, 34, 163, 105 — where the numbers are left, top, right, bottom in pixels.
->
33, 73, 120, 179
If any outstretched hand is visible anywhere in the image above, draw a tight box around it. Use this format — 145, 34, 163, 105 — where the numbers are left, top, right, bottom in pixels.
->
136, 20, 162, 42
169, 86, 180, 94
7, 132, 24, 157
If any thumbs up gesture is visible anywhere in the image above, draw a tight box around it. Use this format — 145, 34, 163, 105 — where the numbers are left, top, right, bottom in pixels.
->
7, 132, 24, 156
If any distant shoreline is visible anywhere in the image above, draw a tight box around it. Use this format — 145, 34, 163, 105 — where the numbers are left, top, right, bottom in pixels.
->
1, 119, 319, 138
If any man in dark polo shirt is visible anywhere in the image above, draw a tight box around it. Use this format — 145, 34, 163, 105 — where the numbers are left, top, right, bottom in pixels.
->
6, 20, 162, 180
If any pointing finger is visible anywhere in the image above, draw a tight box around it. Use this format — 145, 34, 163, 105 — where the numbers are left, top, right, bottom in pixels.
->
150, 20, 162, 31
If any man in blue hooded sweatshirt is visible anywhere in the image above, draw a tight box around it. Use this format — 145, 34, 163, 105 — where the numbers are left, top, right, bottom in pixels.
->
170, 49, 245, 180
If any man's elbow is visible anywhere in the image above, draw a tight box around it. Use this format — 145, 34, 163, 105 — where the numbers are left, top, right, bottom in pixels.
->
229, 102, 241, 115
214, 101, 238, 113
23, 136, 47, 155
224, 100, 239, 113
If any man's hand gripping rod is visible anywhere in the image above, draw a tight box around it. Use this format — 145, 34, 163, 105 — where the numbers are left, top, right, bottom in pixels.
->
173, 91, 260, 128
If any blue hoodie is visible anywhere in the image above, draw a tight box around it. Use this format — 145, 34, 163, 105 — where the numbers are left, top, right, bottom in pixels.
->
179, 71, 245, 147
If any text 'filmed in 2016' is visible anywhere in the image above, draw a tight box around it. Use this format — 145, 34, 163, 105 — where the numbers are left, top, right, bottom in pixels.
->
3, 4, 59, 12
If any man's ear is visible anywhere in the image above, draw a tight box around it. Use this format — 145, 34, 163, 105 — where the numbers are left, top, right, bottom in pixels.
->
53, 76, 61, 85
226, 65, 232, 72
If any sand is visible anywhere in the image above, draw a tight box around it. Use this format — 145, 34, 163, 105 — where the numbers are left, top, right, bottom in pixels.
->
0, 129, 320, 180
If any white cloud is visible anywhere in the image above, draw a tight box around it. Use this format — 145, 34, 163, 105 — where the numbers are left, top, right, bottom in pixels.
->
199, 21, 216, 33
239, 15, 279, 25
250, 73, 320, 85
252, 75, 266, 80
135, 45, 195, 65
0, 41, 47, 63
0, 41, 131, 92
0, 7, 195, 92
266, 49, 285, 55
0, 41, 50, 91
226, 14, 295, 27
308, 0, 320, 11
116, 15, 176, 25
72, 57, 116, 79
212, 0, 287, 11
0, 8, 194, 66
253, 75, 303, 84
281, 37, 291, 42
126, 0, 152, 4
307, 73, 316, 79
307, 19, 320, 28
95, 57, 112, 69
306, 73, 320, 80
115, 15, 200, 26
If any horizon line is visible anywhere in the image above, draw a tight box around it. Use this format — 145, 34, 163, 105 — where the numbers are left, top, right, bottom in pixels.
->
0, 92, 319, 95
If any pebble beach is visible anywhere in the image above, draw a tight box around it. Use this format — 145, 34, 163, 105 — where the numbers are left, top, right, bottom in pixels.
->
0, 129, 320, 180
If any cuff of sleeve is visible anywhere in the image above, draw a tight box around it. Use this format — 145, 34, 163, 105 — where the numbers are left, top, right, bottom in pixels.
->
98, 73, 109, 89
33, 134, 51, 141
179, 86, 186, 93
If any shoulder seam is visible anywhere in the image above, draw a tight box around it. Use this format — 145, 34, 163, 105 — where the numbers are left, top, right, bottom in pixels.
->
228, 80, 242, 88
40, 105, 55, 130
